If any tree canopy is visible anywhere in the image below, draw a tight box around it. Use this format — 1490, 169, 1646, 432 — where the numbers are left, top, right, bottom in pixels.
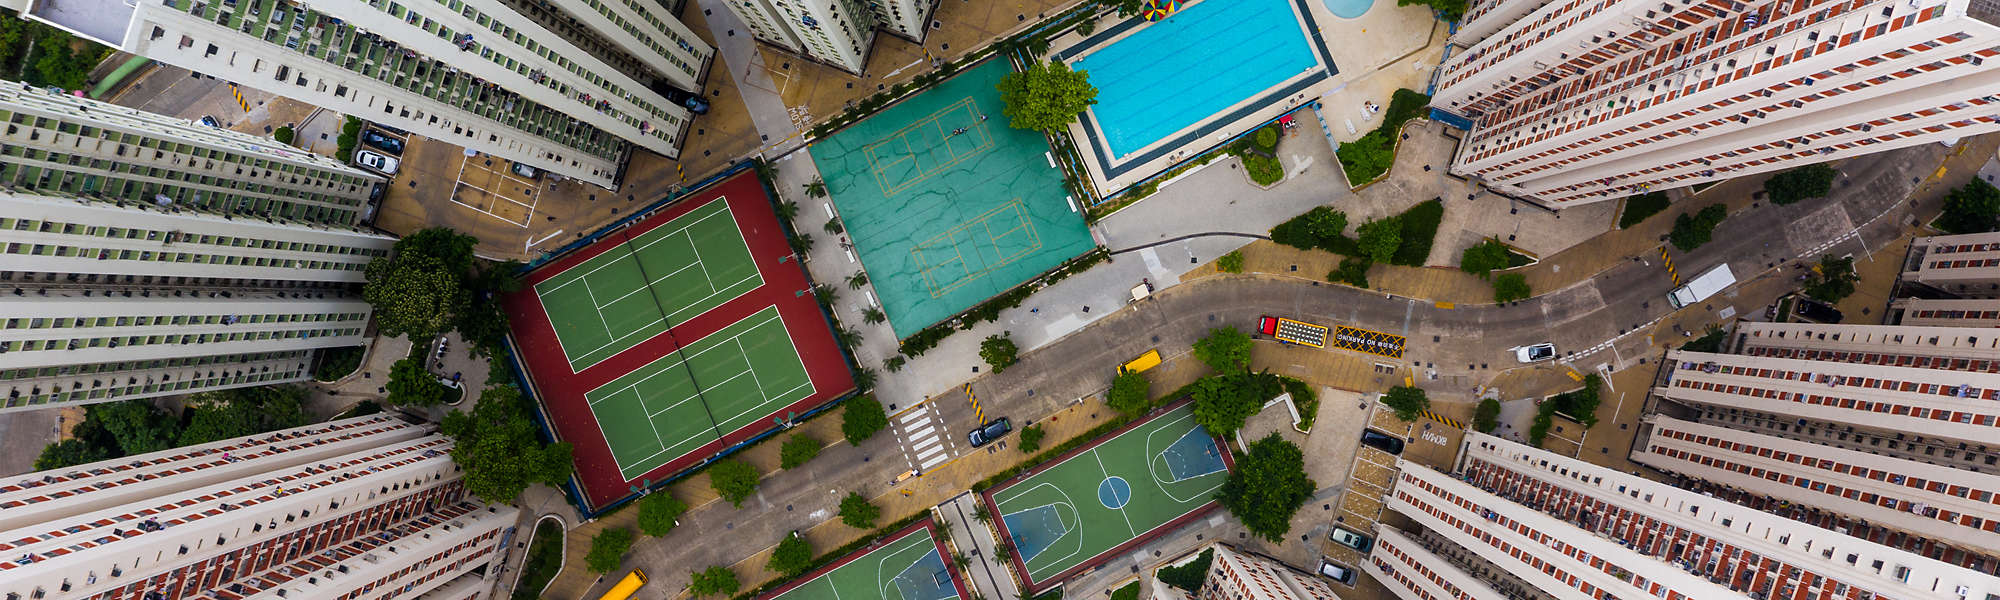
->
1764, 163, 1838, 205
1802, 254, 1859, 304
1938, 179, 2000, 235
386, 357, 454, 406
93, 400, 180, 456
838, 491, 881, 528
1459, 239, 1513, 278
439, 386, 575, 504
583, 527, 634, 573
997, 59, 1098, 133
1381, 386, 1430, 421
779, 433, 822, 469
178, 385, 308, 446
689, 566, 740, 597
1669, 204, 1728, 251
1190, 373, 1278, 438
1473, 398, 1502, 433
1216, 433, 1317, 542
1108, 370, 1152, 415
1193, 326, 1253, 373
707, 459, 761, 507
458, 260, 525, 353
1357, 217, 1403, 263
636, 492, 689, 537
1492, 273, 1532, 303
363, 228, 478, 340
979, 334, 1020, 373
769, 534, 813, 577
841, 396, 888, 445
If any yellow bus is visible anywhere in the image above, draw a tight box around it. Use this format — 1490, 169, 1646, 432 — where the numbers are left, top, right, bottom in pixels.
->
599, 569, 647, 600
1119, 349, 1161, 374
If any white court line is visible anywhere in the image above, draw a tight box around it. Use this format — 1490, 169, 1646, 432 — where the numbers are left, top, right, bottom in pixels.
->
570, 272, 759, 368
580, 279, 616, 338
537, 200, 732, 293
606, 310, 815, 477
588, 311, 783, 405
1092, 451, 1139, 538
1144, 414, 1229, 503
594, 261, 704, 307
995, 489, 1084, 580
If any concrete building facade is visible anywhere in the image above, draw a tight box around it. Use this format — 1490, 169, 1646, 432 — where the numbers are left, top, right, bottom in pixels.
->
1198, 544, 1340, 600
0, 85, 394, 412
5, 0, 716, 188
718, 0, 937, 74
1381, 432, 2000, 600
0, 414, 517, 600
1435, 0, 2000, 207
1902, 232, 2000, 298
1891, 297, 2000, 327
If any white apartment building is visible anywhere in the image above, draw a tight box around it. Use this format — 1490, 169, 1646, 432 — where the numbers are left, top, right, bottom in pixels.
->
1435, 0, 2000, 207
720, 0, 937, 74
0, 85, 395, 412
5, 0, 716, 188
0, 414, 518, 600
1892, 297, 2000, 326
1902, 232, 2000, 297
1366, 527, 1511, 600
1197, 545, 1340, 600
1380, 432, 2000, 600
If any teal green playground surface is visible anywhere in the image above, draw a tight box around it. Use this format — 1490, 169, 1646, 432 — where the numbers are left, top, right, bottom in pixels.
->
531, 197, 761, 372
985, 404, 1230, 586
762, 525, 963, 600
809, 58, 1094, 337
584, 307, 815, 480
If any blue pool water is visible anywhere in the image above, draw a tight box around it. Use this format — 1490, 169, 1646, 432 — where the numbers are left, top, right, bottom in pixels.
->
1324, 0, 1374, 18
1072, 0, 1320, 158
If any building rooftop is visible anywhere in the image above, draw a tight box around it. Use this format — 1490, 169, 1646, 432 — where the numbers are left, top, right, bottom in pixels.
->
25, 0, 135, 47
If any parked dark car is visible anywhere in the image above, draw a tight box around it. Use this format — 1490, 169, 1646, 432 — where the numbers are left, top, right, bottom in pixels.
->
361, 130, 405, 155
1793, 298, 1845, 323
968, 417, 1012, 447
199, 115, 220, 127
1360, 429, 1405, 455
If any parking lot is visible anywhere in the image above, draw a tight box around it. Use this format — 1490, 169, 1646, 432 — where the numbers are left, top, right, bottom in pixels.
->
451, 154, 543, 227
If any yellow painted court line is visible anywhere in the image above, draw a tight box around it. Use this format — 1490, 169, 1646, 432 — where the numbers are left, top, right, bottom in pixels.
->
1434, 301, 1454, 309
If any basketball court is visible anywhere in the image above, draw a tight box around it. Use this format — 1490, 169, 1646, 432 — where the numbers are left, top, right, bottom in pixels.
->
503, 168, 856, 512
981, 401, 1232, 592
808, 58, 1094, 337
758, 521, 968, 600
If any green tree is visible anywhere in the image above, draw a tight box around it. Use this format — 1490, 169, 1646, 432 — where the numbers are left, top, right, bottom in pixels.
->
1473, 398, 1502, 433
1381, 386, 1430, 421
1398, 0, 1467, 19
979, 334, 1020, 373
1492, 273, 1532, 303
363, 228, 478, 340
1018, 424, 1046, 452
804, 177, 827, 198
583, 527, 634, 573
92, 401, 179, 455
386, 357, 453, 406
1216, 251, 1245, 274
177, 385, 308, 446
838, 491, 881, 528
769, 534, 813, 576
689, 566, 740, 597
1357, 217, 1403, 263
1459, 239, 1512, 278
1193, 326, 1253, 373
841, 396, 888, 445
1939, 179, 2000, 234
1216, 434, 1317, 542
1764, 163, 1838, 205
1669, 204, 1728, 251
439, 386, 575, 503
1108, 370, 1152, 415
779, 433, 822, 469
458, 260, 525, 353
996, 59, 1098, 133
34, 439, 109, 471
1190, 374, 1270, 437
1803, 254, 1859, 303
707, 459, 760, 507
336, 116, 362, 161
1329, 256, 1372, 288
636, 492, 689, 537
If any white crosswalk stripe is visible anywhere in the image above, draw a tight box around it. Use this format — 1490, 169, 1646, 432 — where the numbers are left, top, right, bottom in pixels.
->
890, 402, 956, 472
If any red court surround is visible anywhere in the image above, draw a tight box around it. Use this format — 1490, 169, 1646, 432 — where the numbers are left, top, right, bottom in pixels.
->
503, 170, 855, 511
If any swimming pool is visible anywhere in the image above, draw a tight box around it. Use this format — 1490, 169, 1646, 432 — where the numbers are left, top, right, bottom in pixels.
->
1324, 0, 1373, 18
1070, 0, 1321, 159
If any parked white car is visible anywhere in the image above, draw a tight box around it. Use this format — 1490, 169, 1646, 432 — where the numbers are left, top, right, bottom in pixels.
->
1514, 342, 1556, 363
355, 150, 400, 175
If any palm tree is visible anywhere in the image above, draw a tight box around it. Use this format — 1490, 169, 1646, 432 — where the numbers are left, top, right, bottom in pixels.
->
973, 504, 992, 524
834, 327, 861, 347
804, 177, 827, 198
846, 272, 869, 290
884, 355, 905, 373
814, 283, 839, 305
862, 307, 886, 324
823, 217, 844, 235
951, 552, 972, 571
852, 367, 876, 391
775, 200, 800, 222
790, 232, 814, 255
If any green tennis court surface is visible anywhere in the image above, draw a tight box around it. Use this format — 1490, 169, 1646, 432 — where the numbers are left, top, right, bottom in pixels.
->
532, 197, 761, 372
990, 404, 1229, 584
585, 307, 815, 480
810, 58, 1094, 337
766, 527, 962, 600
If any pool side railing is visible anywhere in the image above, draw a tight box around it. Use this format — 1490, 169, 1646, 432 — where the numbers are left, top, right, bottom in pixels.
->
1090, 102, 1319, 212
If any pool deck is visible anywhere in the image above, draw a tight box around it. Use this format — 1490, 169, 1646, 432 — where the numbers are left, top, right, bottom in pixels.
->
1048, 0, 1442, 194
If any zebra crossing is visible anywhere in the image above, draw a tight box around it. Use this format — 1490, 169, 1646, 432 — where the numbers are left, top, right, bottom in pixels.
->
892, 402, 955, 472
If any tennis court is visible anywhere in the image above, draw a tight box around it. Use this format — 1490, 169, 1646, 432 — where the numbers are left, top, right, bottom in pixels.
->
760, 521, 967, 600
810, 58, 1094, 337
532, 197, 762, 372
587, 306, 815, 480
982, 402, 1232, 590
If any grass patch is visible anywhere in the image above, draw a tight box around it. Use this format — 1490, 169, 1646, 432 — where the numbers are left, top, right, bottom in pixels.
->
1391, 199, 1443, 266
1158, 548, 1214, 592
512, 519, 565, 600
1617, 192, 1670, 229
1241, 152, 1283, 186
1336, 89, 1430, 185
1110, 582, 1140, 600
1505, 248, 1534, 268
1689, 180, 1719, 194
315, 346, 365, 381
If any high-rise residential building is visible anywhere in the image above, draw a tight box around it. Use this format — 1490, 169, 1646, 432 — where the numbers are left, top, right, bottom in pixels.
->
1376, 432, 2000, 600
1891, 297, 2000, 327
1901, 232, 2000, 297
0, 84, 394, 413
0, 414, 518, 600
1195, 545, 1340, 600
5, 0, 716, 188
719, 0, 937, 74
1434, 0, 2000, 207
